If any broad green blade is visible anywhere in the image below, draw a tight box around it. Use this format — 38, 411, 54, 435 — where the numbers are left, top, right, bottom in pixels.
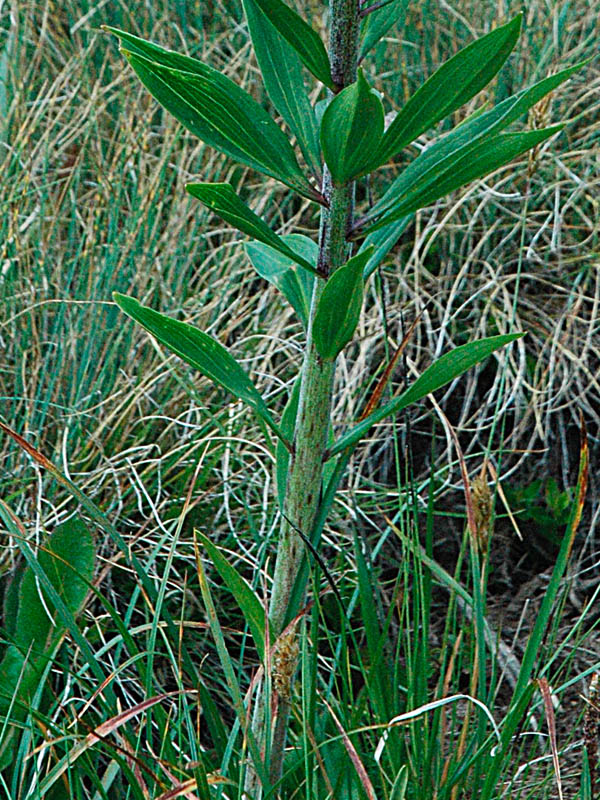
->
104, 28, 316, 200
243, 0, 333, 89
196, 532, 270, 657
363, 126, 562, 232
246, 234, 317, 329
242, 0, 322, 174
377, 15, 522, 163
313, 248, 372, 361
330, 333, 523, 455
0, 515, 96, 765
186, 183, 319, 276
360, 0, 408, 60
113, 294, 286, 443
320, 69, 384, 184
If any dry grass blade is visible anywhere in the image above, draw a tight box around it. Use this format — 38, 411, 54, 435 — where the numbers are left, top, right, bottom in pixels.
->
323, 698, 377, 800
537, 677, 563, 800
357, 313, 421, 421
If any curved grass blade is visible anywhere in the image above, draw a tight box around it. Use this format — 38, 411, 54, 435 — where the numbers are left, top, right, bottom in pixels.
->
104, 28, 317, 200
242, 0, 321, 175
330, 333, 523, 456
113, 294, 288, 446
186, 183, 320, 276
376, 14, 522, 163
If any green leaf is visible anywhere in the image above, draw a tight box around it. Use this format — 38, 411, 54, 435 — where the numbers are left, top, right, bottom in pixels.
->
360, 0, 408, 60
241, 0, 321, 175
360, 61, 582, 233
104, 28, 316, 200
330, 333, 523, 455
390, 765, 409, 800
243, 0, 333, 89
313, 248, 372, 361
363, 126, 562, 233
376, 15, 522, 163
113, 293, 286, 443
186, 183, 320, 276
320, 69, 384, 185
246, 234, 317, 328
359, 213, 413, 279
276, 376, 301, 511
196, 532, 270, 656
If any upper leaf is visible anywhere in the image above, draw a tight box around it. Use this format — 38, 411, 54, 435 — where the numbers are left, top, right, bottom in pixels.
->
104, 28, 317, 200
362, 126, 562, 232
242, 0, 322, 175
246, 234, 317, 328
320, 69, 385, 185
186, 183, 320, 276
243, 0, 333, 89
312, 248, 373, 361
376, 15, 522, 164
113, 294, 286, 443
330, 333, 523, 455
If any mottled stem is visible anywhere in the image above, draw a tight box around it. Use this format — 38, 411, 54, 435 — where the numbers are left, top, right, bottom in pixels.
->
245, 0, 360, 794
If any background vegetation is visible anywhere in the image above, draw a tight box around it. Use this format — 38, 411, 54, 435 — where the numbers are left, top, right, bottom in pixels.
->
0, 0, 598, 797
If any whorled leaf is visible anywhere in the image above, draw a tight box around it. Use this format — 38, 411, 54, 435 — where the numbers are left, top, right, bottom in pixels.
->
186, 183, 319, 276
242, 0, 322, 175
113, 294, 287, 444
246, 234, 317, 328
104, 27, 318, 201
320, 69, 384, 185
376, 15, 522, 164
313, 248, 373, 361
330, 333, 524, 455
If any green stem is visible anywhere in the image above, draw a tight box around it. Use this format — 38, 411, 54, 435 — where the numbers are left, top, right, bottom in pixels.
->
244, 3, 359, 795
260, 0, 360, 790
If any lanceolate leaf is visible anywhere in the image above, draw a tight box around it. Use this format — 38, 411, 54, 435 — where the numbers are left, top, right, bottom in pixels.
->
359, 213, 413, 279
113, 294, 286, 442
196, 531, 270, 656
242, 0, 322, 174
362, 125, 562, 233
276, 376, 301, 510
321, 69, 384, 184
360, 0, 409, 60
245, 0, 333, 89
359, 62, 582, 234
376, 14, 522, 164
104, 28, 317, 200
186, 183, 320, 276
330, 333, 523, 455
246, 234, 317, 328
313, 248, 373, 361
